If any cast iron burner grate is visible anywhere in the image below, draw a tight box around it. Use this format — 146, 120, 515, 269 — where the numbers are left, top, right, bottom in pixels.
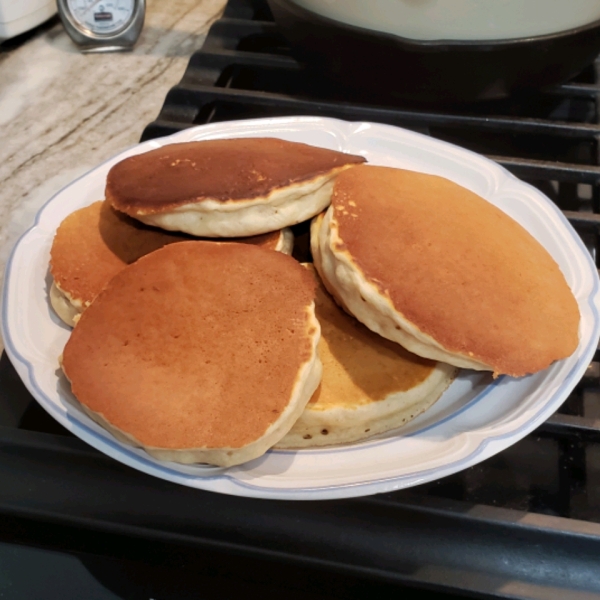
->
2, 1, 600, 598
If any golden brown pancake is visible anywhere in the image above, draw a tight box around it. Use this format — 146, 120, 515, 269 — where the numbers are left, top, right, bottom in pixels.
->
60, 241, 322, 467
277, 266, 455, 448
105, 138, 366, 237
312, 165, 580, 377
49, 201, 293, 326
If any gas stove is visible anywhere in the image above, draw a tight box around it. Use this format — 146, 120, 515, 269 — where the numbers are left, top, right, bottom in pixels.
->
2, 0, 600, 597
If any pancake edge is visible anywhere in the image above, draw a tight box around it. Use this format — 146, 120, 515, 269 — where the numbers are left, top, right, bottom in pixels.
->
121, 165, 355, 237
276, 227, 295, 255
276, 361, 456, 449
312, 208, 493, 373
50, 281, 84, 327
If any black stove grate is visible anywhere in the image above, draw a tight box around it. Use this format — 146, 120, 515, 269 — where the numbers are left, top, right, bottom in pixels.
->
144, 1, 600, 205
2, 1, 600, 598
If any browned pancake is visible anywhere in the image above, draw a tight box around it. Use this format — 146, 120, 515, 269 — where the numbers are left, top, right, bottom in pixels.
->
277, 266, 455, 448
317, 165, 580, 377
106, 138, 365, 215
50, 201, 189, 310
60, 241, 322, 467
49, 201, 292, 325
306, 264, 436, 406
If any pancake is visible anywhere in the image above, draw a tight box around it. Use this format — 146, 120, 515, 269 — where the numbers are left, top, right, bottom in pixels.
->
60, 241, 321, 468
49, 201, 294, 326
105, 138, 366, 237
276, 266, 456, 449
312, 165, 580, 377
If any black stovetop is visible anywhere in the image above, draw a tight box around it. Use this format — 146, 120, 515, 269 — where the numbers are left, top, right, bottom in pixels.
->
2, 0, 600, 598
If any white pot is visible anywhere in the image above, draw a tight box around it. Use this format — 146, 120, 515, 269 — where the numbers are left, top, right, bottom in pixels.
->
289, 0, 600, 41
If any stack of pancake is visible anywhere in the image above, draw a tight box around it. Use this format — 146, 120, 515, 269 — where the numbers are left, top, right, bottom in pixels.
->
49, 137, 580, 467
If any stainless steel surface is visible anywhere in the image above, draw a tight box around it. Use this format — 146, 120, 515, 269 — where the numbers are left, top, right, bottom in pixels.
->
56, 0, 145, 51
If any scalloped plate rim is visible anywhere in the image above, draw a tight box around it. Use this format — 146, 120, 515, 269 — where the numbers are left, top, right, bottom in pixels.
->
2, 116, 598, 500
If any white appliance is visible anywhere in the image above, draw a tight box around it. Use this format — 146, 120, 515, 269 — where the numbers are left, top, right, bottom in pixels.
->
0, 0, 57, 41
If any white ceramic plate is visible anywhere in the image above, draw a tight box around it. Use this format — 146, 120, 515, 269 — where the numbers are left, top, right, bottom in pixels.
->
3, 116, 599, 500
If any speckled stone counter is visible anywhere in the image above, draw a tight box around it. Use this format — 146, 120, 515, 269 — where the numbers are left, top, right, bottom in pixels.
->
0, 0, 227, 350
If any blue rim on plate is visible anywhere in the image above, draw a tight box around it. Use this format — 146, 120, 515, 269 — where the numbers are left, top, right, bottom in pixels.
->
3, 116, 599, 500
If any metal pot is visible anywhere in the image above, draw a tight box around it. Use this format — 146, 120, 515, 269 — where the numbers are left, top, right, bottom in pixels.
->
267, 0, 600, 103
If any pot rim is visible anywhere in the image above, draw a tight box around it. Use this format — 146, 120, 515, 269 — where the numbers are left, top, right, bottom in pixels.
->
273, 0, 600, 49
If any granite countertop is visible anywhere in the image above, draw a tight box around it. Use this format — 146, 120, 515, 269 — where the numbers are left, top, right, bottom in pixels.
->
0, 0, 227, 351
